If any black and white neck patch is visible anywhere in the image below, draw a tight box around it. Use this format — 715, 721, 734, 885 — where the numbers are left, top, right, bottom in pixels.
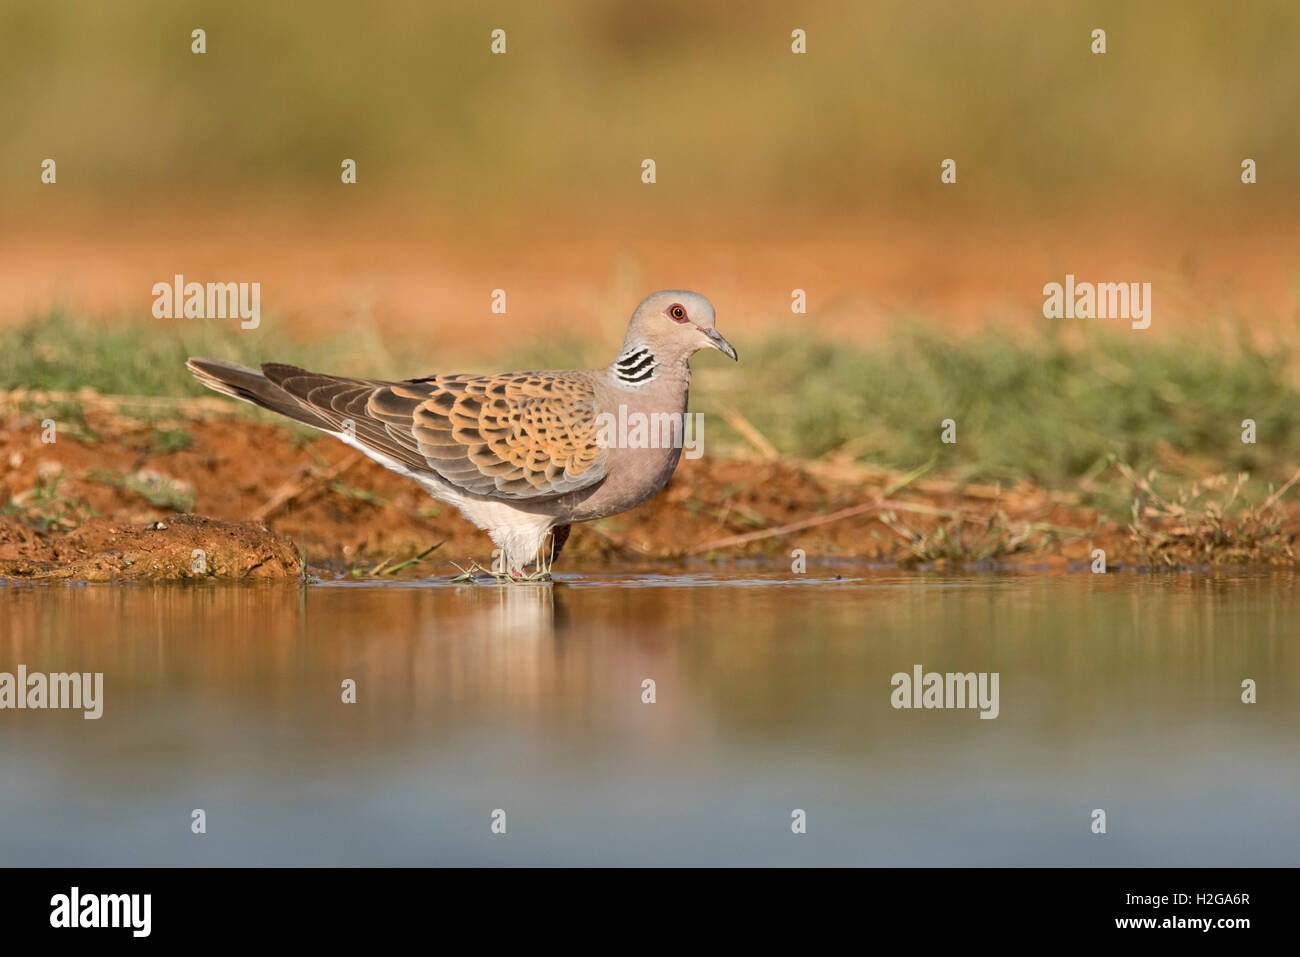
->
614, 347, 658, 386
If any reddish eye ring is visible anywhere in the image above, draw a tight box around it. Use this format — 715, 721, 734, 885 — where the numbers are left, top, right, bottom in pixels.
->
668, 304, 688, 322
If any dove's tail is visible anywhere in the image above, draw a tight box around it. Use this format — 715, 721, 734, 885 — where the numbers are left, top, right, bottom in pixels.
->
186, 357, 334, 431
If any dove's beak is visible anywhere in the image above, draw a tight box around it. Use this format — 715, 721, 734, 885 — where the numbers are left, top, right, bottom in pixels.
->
702, 327, 738, 361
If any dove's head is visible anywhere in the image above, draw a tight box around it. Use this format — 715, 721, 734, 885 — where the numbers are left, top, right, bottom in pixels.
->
622, 290, 737, 364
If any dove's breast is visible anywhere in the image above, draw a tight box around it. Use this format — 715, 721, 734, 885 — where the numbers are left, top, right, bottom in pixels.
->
556, 376, 691, 523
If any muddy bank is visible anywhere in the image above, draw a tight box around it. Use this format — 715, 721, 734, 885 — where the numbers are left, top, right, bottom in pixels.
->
0, 513, 301, 582
2, 389, 1296, 580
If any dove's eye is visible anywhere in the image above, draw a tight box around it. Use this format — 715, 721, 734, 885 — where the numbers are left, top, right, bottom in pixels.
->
668, 304, 688, 322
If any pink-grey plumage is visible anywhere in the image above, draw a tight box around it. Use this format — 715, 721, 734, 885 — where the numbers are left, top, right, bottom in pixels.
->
186, 290, 736, 576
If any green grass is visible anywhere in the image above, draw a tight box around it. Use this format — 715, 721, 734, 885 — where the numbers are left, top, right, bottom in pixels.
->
5, 310, 1299, 490
11, 397, 99, 443
0, 310, 404, 397
143, 427, 194, 455
84, 468, 196, 512
2, 472, 96, 532
698, 325, 1300, 487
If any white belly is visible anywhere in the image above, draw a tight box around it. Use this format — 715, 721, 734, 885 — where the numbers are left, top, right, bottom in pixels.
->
331, 431, 556, 570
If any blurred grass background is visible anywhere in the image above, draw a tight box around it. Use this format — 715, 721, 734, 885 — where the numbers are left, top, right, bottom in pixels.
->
2, 0, 1298, 208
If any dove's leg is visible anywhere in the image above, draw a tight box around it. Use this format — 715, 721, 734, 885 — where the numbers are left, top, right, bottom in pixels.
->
548, 524, 572, 564
520, 524, 571, 578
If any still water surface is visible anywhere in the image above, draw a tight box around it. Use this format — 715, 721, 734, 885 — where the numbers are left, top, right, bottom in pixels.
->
1, 569, 1297, 865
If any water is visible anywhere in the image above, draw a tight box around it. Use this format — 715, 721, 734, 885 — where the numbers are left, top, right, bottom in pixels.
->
1, 569, 1297, 866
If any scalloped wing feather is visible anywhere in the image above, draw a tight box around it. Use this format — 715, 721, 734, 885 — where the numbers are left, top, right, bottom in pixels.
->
263, 365, 607, 500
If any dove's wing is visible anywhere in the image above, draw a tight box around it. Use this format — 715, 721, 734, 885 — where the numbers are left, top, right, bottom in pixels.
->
260, 364, 608, 500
